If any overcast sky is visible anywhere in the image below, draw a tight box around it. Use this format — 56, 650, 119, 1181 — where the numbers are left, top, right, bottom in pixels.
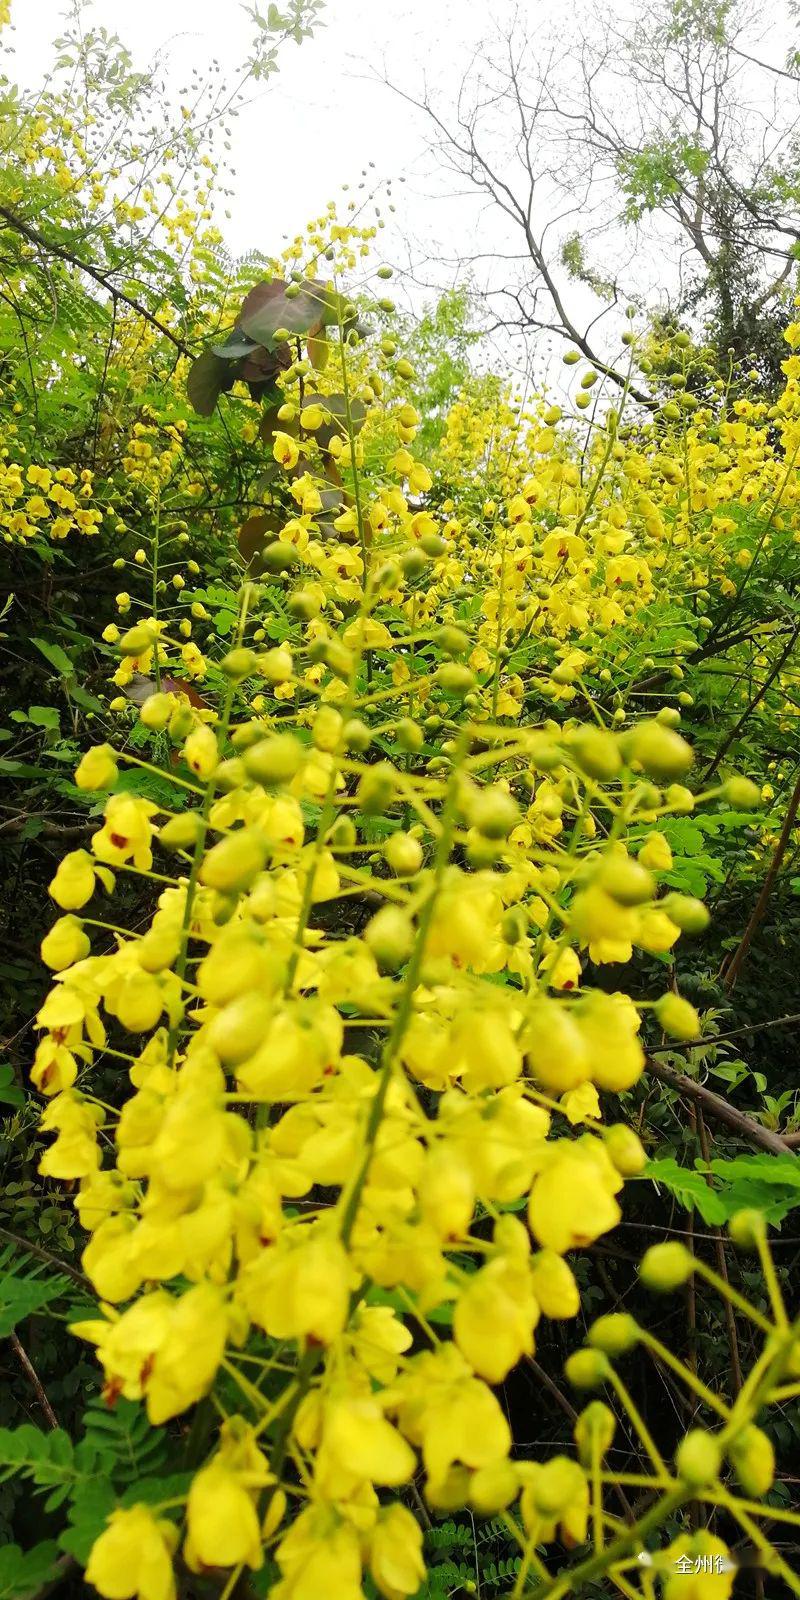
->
6, 0, 798, 394
9, 0, 491, 258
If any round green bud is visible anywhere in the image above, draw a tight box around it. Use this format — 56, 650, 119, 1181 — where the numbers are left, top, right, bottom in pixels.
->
159, 813, 205, 851
401, 549, 427, 580
624, 721, 693, 782
722, 776, 761, 809
395, 717, 424, 754
260, 541, 296, 573
243, 735, 303, 786
343, 718, 372, 753
639, 1241, 694, 1291
675, 1429, 722, 1489
419, 532, 447, 558
728, 1425, 775, 1497
140, 692, 174, 731
659, 893, 710, 935
654, 992, 701, 1040
567, 727, 622, 781
434, 663, 475, 698
231, 720, 269, 751
564, 1349, 611, 1390
356, 762, 397, 816
328, 815, 357, 849
469, 787, 519, 840
383, 832, 423, 876
604, 1124, 647, 1176
574, 1402, 616, 1468
221, 647, 257, 679
728, 1208, 765, 1250
199, 828, 267, 893
598, 855, 654, 906
501, 906, 528, 945
588, 1314, 639, 1357
364, 905, 414, 970
436, 624, 470, 658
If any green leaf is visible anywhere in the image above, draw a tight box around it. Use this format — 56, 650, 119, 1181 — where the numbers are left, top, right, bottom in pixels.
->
0, 1061, 24, 1107
0, 1542, 61, 1600
0, 1242, 74, 1336
31, 637, 75, 677
187, 348, 240, 417
27, 705, 61, 730
643, 1158, 729, 1224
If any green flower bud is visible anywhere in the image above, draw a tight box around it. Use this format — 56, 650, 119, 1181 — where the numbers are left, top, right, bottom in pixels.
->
469, 787, 519, 840
364, 906, 414, 970
574, 1401, 616, 1468
343, 717, 371, 753
383, 832, 424, 876
675, 1429, 722, 1488
221, 647, 257, 679
356, 762, 397, 816
639, 1241, 694, 1291
243, 735, 302, 786
140, 693, 174, 731
598, 855, 654, 906
722, 776, 761, 809
604, 1124, 647, 1176
199, 827, 267, 893
395, 717, 424, 753
654, 992, 701, 1040
728, 1425, 775, 1497
624, 720, 693, 781
564, 1349, 611, 1390
588, 1314, 639, 1356
728, 1208, 765, 1250
659, 893, 710, 935
567, 727, 622, 781
158, 813, 205, 851
434, 662, 475, 697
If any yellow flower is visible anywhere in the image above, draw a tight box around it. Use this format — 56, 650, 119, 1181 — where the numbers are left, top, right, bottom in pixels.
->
92, 795, 157, 870
272, 431, 300, 469
369, 1505, 426, 1599
274, 1508, 364, 1600
578, 991, 645, 1093
321, 1396, 416, 1485
50, 849, 97, 910
528, 1139, 622, 1254
241, 1231, 351, 1345
85, 1505, 177, 1600
39, 1091, 101, 1179
561, 1081, 601, 1125
75, 744, 118, 791
529, 1250, 580, 1318
185, 1460, 263, 1572
40, 915, 90, 971
454, 1256, 539, 1382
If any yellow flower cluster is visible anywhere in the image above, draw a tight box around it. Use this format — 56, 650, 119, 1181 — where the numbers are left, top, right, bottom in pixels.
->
30, 261, 799, 1600
0, 456, 101, 544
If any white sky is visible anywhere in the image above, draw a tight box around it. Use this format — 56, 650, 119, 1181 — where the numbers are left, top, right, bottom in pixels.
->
6, 0, 799, 394
5, 0, 615, 391
8, 0, 499, 258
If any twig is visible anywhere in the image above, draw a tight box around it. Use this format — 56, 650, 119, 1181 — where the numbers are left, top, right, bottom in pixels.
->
0, 204, 192, 357
9, 1330, 59, 1429
648, 1012, 800, 1054
0, 1224, 89, 1288
721, 769, 800, 991
645, 1057, 795, 1155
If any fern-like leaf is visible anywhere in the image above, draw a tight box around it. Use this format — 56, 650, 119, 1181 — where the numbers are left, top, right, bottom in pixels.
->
0, 1242, 73, 1336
